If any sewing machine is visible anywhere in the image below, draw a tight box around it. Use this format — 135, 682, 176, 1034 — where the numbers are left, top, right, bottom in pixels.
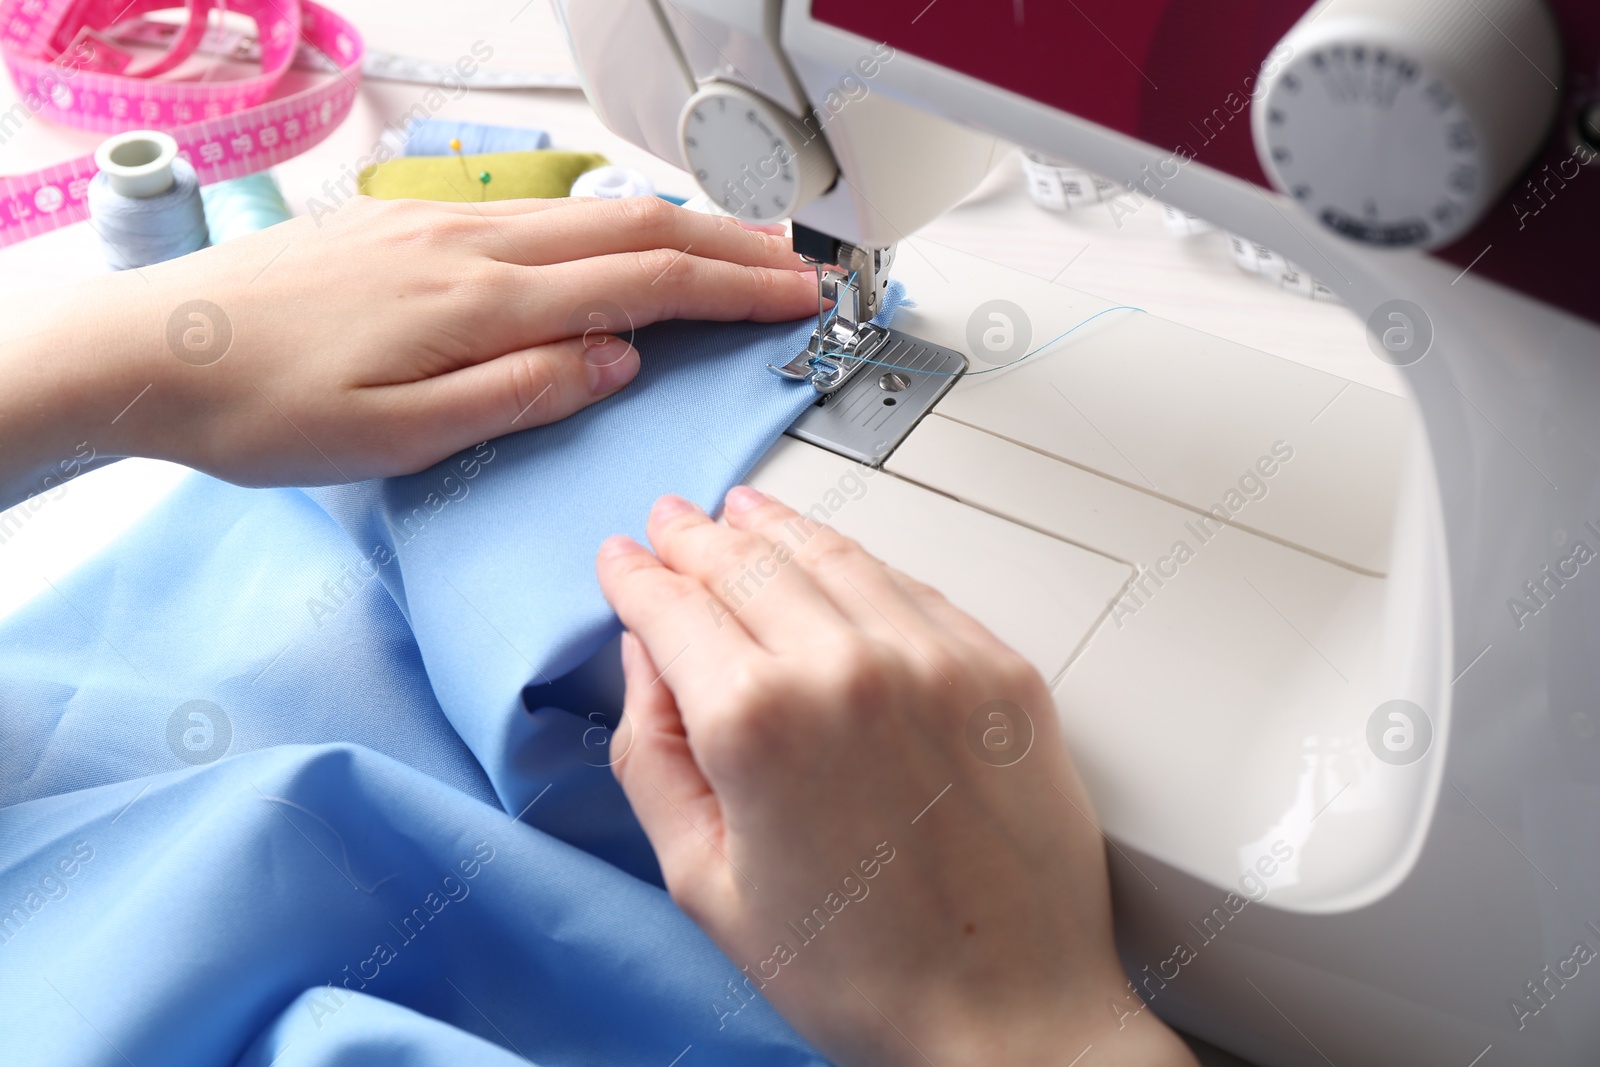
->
554, 1, 1600, 1063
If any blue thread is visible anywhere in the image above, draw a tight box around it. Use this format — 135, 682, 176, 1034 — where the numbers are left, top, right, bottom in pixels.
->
809, 279, 1144, 377
88, 156, 209, 270
859, 304, 1146, 376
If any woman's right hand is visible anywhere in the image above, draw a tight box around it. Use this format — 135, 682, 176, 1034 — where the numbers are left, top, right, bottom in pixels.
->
596, 487, 1198, 1067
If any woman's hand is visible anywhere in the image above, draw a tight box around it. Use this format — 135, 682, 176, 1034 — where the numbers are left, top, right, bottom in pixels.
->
596, 488, 1198, 1067
0, 196, 818, 501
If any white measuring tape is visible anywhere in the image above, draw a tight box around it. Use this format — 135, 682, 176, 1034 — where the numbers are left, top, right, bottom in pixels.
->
1020, 150, 1336, 304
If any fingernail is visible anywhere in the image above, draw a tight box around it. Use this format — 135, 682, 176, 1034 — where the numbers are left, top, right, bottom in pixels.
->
598, 534, 638, 559
652, 494, 700, 521
725, 485, 765, 515
586, 340, 640, 396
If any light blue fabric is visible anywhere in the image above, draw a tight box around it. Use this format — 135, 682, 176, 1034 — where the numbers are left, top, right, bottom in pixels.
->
0, 288, 905, 1066
1, 745, 814, 1066
238, 989, 536, 1066
402, 118, 552, 156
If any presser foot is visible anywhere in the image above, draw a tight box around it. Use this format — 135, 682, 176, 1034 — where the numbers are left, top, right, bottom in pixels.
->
767, 320, 891, 394
768, 244, 897, 395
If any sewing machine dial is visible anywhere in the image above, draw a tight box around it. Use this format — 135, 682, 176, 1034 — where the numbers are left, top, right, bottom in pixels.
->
678, 82, 839, 222
1255, 51, 1490, 248
1254, 1, 1561, 250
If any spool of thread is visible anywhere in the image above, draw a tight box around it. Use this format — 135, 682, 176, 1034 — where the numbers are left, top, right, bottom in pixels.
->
402, 119, 551, 157
570, 165, 655, 200
201, 172, 294, 243
89, 130, 210, 271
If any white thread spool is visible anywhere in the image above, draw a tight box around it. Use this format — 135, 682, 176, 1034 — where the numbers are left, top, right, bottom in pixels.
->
570, 165, 655, 200
89, 130, 210, 270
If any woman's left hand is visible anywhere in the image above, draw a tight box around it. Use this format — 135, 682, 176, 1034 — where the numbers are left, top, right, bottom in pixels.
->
0, 196, 818, 501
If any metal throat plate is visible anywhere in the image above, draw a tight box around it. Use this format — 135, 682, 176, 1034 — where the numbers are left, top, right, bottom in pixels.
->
785, 328, 967, 467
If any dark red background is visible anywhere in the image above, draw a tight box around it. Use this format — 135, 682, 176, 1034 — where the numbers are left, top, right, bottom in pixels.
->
813, 0, 1599, 324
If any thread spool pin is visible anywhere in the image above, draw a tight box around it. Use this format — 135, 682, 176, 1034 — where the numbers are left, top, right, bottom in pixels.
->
95, 130, 179, 198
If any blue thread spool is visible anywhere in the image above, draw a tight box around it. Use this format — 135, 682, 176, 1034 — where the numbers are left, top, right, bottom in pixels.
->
201, 172, 294, 243
89, 130, 209, 271
402, 119, 551, 157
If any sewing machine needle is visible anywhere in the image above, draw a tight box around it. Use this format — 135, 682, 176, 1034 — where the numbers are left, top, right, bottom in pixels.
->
814, 262, 828, 340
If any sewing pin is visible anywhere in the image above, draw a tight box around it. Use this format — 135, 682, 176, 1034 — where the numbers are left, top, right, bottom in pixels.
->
449, 137, 475, 195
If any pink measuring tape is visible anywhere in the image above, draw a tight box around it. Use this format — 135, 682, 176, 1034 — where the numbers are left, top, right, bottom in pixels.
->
0, 0, 361, 247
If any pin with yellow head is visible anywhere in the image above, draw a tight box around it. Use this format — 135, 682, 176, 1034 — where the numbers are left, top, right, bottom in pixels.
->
449, 137, 474, 198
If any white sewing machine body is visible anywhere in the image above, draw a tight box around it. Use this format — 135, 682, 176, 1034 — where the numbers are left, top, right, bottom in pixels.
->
555, 0, 1600, 1062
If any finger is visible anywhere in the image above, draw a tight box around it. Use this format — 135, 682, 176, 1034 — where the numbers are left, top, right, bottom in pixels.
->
595, 533, 765, 712
381, 334, 640, 459
723, 486, 946, 652
430, 197, 787, 242
736, 221, 788, 236
643, 492, 846, 651
461, 247, 825, 358
422, 196, 575, 217
521, 250, 821, 339
611, 630, 724, 889
349, 197, 775, 246
484, 197, 812, 271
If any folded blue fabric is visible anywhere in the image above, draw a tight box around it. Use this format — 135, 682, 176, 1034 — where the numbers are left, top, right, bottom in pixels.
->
0, 288, 905, 1066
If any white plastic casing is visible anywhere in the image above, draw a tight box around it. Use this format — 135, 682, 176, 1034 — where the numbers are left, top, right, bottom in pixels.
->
1253, 0, 1562, 249
657, 0, 810, 115
550, 0, 697, 169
